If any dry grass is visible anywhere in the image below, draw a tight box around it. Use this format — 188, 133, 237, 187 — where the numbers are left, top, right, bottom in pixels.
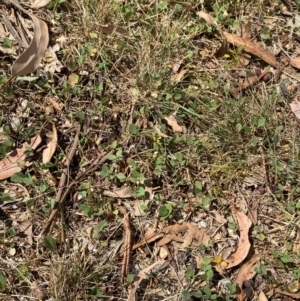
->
0, 0, 300, 300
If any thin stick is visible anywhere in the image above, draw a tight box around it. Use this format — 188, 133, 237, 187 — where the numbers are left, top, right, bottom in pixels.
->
40, 129, 80, 236
119, 206, 131, 282
40, 150, 113, 236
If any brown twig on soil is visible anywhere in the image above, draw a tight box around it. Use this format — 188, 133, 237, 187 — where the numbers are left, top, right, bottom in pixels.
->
40, 128, 80, 237
118, 206, 131, 282
40, 149, 113, 237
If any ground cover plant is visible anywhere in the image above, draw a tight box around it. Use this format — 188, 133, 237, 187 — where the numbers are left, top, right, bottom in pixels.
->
0, 0, 300, 300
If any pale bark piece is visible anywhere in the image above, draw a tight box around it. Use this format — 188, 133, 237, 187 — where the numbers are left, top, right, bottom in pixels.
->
223, 32, 277, 67
0, 134, 42, 180
99, 25, 128, 35
290, 100, 300, 120
290, 57, 300, 69
12, 15, 49, 76
234, 254, 259, 301
164, 115, 186, 133
31, 0, 51, 9
42, 124, 57, 163
225, 207, 252, 269
127, 259, 165, 301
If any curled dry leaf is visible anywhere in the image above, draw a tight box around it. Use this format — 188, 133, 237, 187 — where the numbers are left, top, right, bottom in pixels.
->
30, 0, 51, 9
196, 11, 276, 67
234, 254, 259, 301
225, 206, 252, 269
127, 259, 165, 301
11, 15, 49, 76
223, 32, 277, 67
42, 124, 57, 163
164, 115, 186, 133
290, 57, 300, 69
0, 134, 41, 180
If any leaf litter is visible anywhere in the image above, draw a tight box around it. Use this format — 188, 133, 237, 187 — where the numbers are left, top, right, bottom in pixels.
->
0, 134, 41, 180
1, 1, 300, 300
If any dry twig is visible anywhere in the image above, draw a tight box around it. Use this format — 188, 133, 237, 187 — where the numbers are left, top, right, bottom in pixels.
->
119, 206, 131, 282
40, 146, 113, 237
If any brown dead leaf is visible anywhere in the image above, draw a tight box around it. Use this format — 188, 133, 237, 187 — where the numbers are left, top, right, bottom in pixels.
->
42, 124, 57, 163
234, 254, 259, 301
290, 57, 300, 69
12, 14, 49, 76
164, 115, 186, 133
223, 32, 277, 67
171, 69, 188, 83
103, 186, 132, 198
0, 134, 41, 180
31, 0, 50, 9
99, 25, 128, 35
127, 259, 165, 301
290, 100, 300, 120
225, 206, 252, 269
196, 11, 276, 67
